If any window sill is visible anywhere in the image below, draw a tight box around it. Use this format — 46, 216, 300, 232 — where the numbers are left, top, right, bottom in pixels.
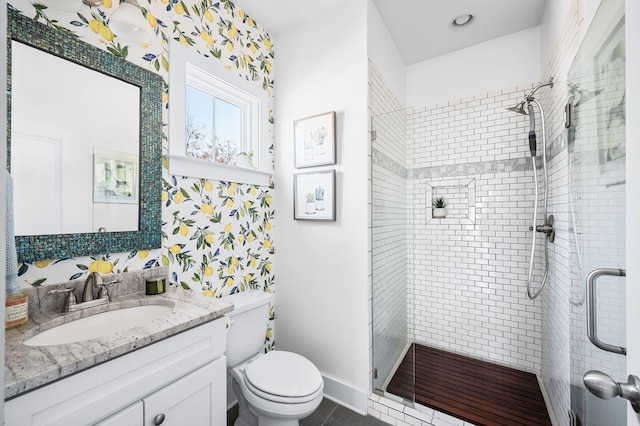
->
168, 155, 272, 187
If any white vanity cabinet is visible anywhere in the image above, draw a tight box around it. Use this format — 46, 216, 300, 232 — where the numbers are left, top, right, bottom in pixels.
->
97, 402, 143, 426
142, 357, 225, 425
5, 319, 227, 426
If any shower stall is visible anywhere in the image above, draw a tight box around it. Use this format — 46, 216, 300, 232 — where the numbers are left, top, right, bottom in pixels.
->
370, 0, 628, 423
370, 85, 551, 423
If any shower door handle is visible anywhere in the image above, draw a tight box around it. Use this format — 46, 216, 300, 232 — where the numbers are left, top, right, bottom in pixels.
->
586, 268, 626, 355
584, 370, 640, 413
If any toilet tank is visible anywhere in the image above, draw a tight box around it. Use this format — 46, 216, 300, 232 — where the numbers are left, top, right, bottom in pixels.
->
224, 290, 272, 367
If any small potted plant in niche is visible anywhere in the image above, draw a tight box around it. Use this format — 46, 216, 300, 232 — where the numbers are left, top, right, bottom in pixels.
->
314, 186, 325, 211
304, 193, 316, 214
432, 196, 447, 218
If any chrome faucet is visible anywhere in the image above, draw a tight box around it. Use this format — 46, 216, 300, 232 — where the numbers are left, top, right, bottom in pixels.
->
82, 271, 106, 302
49, 272, 122, 313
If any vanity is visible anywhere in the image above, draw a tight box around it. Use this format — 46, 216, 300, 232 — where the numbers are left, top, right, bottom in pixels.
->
4, 270, 233, 425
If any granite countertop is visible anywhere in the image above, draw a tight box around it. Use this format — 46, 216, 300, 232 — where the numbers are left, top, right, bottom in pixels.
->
4, 269, 233, 399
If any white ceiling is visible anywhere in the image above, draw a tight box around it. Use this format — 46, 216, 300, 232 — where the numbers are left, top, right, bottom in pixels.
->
237, 0, 547, 65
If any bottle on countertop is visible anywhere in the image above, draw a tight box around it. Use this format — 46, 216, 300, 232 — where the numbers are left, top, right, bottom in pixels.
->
6, 290, 28, 329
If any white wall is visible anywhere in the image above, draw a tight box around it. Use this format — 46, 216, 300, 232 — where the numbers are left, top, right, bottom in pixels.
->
273, 0, 371, 413
540, 0, 604, 68
583, 0, 604, 32
540, 0, 573, 68
367, 0, 406, 107
405, 26, 541, 108
1, 0, 7, 415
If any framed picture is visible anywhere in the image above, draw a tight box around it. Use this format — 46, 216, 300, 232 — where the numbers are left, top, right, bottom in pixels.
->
294, 111, 336, 168
93, 149, 139, 204
294, 170, 336, 221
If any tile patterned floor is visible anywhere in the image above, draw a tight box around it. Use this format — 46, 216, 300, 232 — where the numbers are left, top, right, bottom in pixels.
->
227, 398, 388, 426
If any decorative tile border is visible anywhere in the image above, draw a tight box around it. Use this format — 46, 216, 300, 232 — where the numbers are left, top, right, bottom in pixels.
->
411, 157, 532, 180
372, 147, 408, 179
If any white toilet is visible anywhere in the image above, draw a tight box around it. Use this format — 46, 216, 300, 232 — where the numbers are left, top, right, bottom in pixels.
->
225, 290, 324, 426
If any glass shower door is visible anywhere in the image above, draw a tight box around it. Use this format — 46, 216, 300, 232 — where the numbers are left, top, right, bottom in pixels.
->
371, 109, 414, 404
568, 0, 627, 424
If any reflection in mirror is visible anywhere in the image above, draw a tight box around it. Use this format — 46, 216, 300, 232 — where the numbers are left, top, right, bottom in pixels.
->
11, 41, 140, 235
8, 9, 163, 262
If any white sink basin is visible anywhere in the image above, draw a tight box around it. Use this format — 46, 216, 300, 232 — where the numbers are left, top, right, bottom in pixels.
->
24, 305, 174, 347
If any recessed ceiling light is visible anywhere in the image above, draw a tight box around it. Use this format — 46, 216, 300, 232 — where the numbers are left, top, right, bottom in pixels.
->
450, 14, 474, 30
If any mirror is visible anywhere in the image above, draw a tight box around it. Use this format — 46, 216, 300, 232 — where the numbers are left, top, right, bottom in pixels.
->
7, 9, 163, 262
12, 41, 140, 235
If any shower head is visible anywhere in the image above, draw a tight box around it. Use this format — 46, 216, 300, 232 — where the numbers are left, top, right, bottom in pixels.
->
506, 100, 528, 115
506, 78, 555, 115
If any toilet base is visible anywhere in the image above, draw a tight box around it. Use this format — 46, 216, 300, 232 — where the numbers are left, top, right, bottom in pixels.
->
231, 377, 319, 426
233, 378, 259, 426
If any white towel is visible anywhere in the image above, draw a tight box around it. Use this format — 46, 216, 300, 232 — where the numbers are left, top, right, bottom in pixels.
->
6, 170, 19, 293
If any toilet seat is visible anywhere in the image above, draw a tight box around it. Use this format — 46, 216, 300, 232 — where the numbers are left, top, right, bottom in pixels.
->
243, 351, 323, 403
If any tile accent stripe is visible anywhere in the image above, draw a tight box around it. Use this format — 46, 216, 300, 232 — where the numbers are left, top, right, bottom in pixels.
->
372, 147, 408, 179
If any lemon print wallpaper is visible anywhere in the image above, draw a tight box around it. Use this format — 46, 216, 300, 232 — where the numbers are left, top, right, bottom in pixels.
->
9, 0, 276, 303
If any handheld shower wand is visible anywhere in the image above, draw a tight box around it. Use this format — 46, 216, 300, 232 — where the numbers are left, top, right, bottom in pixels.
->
506, 79, 555, 300
528, 102, 537, 157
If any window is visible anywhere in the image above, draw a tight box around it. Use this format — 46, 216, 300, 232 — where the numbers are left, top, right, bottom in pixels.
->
169, 40, 270, 186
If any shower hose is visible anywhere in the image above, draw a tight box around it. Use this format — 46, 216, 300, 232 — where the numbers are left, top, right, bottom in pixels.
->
526, 98, 550, 300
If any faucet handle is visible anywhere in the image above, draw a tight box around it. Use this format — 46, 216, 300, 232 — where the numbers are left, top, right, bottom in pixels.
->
48, 288, 75, 296
96, 278, 122, 300
97, 284, 109, 300
48, 288, 77, 312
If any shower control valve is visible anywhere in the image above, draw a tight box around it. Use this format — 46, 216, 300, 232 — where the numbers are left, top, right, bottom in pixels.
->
536, 223, 553, 233
530, 215, 555, 243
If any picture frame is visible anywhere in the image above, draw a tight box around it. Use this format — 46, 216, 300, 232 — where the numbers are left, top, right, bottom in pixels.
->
93, 148, 139, 204
294, 111, 336, 168
294, 169, 336, 221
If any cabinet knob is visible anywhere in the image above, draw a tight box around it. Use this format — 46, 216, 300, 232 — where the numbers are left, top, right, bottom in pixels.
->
153, 413, 166, 425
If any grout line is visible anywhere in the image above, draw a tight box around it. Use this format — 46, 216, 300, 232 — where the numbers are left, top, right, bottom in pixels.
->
320, 402, 339, 426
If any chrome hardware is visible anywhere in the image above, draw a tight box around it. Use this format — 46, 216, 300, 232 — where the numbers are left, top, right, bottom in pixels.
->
529, 214, 555, 243
584, 370, 640, 413
82, 272, 102, 302
47, 288, 77, 312
586, 268, 626, 355
153, 413, 166, 425
49, 273, 123, 313
528, 214, 555, 243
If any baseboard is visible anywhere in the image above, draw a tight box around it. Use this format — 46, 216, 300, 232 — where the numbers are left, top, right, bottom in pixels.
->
321, 374, 369, 416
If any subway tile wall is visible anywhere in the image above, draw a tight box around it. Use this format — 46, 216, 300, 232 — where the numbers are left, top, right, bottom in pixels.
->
369, 63, 410, 391
407, 84, 544, 374
538, 1, 580, 422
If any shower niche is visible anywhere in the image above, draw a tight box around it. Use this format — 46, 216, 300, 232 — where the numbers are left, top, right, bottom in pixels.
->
426, 178, 476, 225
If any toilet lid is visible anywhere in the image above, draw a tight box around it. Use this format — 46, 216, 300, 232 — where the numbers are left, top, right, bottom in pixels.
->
244, 351, 323, 398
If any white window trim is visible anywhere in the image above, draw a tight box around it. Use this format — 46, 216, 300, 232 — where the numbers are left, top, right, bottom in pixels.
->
169, 40, 271, 186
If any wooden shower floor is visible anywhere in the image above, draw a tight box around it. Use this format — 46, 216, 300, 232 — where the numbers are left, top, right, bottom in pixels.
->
386, 344, 552, 426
